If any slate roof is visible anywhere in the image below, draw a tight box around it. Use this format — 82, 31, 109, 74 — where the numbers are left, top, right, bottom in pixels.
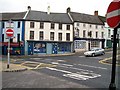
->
69, 12, 104, 25
1, 12, 26, 21
25, 10, 73, 24
98, 16, 106, 23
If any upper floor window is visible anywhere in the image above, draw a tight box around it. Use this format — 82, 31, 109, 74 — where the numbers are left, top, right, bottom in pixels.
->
108, 29, 111, 38
17, 21, 20, 28
2, 22, 4, 28
89, 24, 92, 28
59, 23, 62, 30
2, 34, 4, 42
96, 25, 98, 29
30, 22, 34, 28
88, 31, 92, 37
51, 23, 55, 29
101, 26, 104, 29
39, 31, 44, 40
66, 25, 70, 30
83, 30, 86, 37
30, 31, 34, 39
96, 32, 98, 38
66, 33, 70, 41
83, 23, 86, 27
50, 32, 54, 40
40, 22, 44, 29
58, 33, 62, 41
101, 32, 104, 38
77, 23, 79, 26
17, 34, 20, 42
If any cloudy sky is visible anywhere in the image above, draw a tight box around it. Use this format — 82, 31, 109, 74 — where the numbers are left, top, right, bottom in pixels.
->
0, 0, 112, 16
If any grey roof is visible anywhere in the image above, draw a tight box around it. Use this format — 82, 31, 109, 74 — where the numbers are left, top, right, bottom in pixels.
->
1, 12, 26, 21
98, 16, 106, 23
25, 10, 73, 24
69, 12, 104, 25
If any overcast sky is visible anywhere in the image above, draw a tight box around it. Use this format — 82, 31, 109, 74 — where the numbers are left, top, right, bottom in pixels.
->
0, 0, 112, 16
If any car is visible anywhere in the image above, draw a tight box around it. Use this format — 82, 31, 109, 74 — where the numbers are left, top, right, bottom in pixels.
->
84, 48, 105, 57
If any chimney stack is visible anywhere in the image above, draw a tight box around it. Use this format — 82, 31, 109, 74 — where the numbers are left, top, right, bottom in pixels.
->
94, 11, 98, 16
28, 6, 31, 10
67, 7, 71, 13
47, 5, 50, 14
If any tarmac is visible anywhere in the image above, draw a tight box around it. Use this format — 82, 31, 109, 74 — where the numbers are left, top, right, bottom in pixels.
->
1, 48, 115, 72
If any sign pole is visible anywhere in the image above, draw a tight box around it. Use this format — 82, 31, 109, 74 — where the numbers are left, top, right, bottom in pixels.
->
7, 37, 10, 69
109, 25, 119, 90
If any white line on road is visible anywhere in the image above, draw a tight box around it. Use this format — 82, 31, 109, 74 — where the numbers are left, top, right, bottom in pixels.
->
46, 67, 101, 81
78, 64, 107, 70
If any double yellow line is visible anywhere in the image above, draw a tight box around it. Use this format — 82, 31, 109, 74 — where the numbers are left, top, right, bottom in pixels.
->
99, 54, 120, 66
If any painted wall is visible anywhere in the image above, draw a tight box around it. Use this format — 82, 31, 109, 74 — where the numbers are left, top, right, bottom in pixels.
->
25, 21, 73, 41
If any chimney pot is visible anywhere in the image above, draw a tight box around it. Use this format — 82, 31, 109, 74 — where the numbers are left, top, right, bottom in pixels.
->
94, 11, 98, 16
67, 7, 71, 13
28, 6, 31, 10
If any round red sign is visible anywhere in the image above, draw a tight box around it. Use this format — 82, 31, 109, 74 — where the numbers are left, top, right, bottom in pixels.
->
106, 0, 120, 28
6, 29, 14, 37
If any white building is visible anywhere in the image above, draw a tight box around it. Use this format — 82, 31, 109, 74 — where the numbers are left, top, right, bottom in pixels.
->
67, 8, 105, 52
24, 7, 74, 55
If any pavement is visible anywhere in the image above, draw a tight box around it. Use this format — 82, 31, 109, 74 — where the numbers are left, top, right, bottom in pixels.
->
1, 61, 27, 72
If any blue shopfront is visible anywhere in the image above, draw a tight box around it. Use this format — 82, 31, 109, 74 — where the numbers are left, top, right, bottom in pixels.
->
27, 41, 72, 55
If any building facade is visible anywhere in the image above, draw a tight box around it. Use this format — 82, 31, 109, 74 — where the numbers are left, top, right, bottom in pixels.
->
24, 8, 74, 55
1, 12, 26, 55
67, 8, 105, 52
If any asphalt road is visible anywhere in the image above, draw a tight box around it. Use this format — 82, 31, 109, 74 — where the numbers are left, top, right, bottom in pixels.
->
2, 51, 120, 89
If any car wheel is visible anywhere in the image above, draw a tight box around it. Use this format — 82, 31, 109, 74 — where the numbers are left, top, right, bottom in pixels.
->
92, 53, 95, 57
102, 52, 105, 55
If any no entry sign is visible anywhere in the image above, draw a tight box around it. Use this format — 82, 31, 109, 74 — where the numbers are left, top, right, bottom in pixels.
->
6, 29, 14, 37
106, 0, 120, 28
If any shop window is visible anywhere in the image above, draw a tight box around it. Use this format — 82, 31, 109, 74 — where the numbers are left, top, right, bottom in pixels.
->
40, 22, 44, 29
91, 41, 99, 48
34, 43, 46, 53
66, 33, 70, 41
50, 32, 54, 40
30, 22, 34, 28
58, 43, 71, 52
30, 31, 34, 39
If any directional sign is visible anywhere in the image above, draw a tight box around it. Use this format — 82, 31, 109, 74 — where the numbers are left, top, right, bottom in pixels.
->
6, 29, 14, 37
106, 0, 120, 28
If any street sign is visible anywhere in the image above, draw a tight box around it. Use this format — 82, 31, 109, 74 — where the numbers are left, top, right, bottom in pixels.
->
6, 29, 14, 37
106, 0, 120, 28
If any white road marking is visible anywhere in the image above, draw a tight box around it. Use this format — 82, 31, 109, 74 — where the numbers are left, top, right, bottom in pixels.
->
78, 64, 107, 70
51, 62, 59, 65
59, 65, 93, 72
46, 67, 101, 81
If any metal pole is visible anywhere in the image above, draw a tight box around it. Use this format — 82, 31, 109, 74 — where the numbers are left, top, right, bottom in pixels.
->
109, 25, 118, 90
7, 19, 11, 69
7, 38, 10, 68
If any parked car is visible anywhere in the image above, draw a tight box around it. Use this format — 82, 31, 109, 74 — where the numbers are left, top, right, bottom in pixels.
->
84, 48, 105, 57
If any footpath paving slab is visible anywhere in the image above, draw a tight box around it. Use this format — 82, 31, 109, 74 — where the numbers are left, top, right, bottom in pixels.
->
0, 61, 27, 72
